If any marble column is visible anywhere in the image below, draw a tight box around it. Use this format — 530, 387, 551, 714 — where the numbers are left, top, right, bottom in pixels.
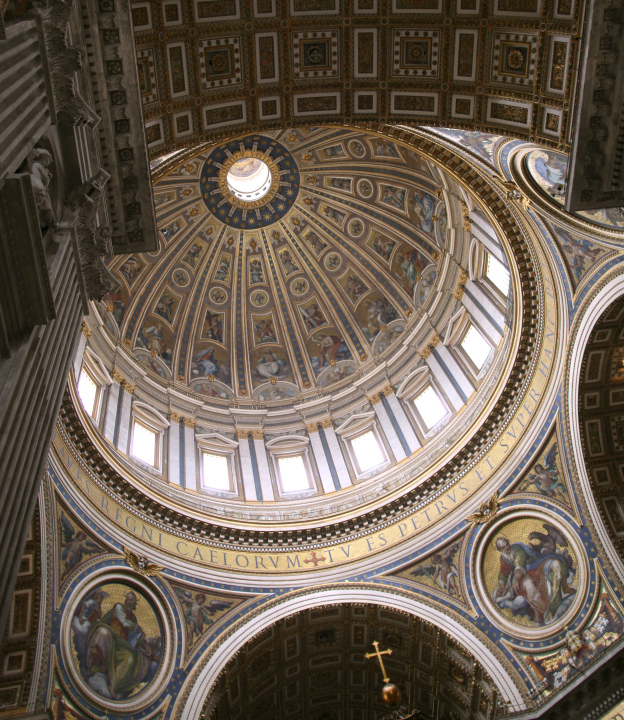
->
252, 430, 275, 501
183, 417, 196, 489
168, 413, 182, 486
115, 380, 134, 455
306, 423, 339, 493
319, 419, 352, 488
237, 430, 259, 501
370, 392, 407, 462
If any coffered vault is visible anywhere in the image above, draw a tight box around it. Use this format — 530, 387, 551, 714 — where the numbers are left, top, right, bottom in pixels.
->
131, 0, 580, 158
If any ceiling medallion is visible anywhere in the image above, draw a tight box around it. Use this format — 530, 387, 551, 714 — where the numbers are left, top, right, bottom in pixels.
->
200, 134, 300, 229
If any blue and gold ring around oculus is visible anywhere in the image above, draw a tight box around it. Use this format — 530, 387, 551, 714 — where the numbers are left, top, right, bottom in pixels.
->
200, 134, 300, 230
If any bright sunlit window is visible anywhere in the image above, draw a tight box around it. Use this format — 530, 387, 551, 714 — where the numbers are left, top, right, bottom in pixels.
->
202, 452, 230, 490
414, 386, 447, 429
461, 325, 491, 370
486, 253, 510, 296
131, 420, 157, 466
351, 430, 385, 472
278, 455, 310, 492
77, 370, 98, 417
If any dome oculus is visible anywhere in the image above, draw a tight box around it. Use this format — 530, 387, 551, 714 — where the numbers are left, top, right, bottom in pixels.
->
227, 158, 272, 201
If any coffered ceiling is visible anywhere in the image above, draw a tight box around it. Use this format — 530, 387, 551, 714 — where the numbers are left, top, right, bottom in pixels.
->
129, 0, 582, 158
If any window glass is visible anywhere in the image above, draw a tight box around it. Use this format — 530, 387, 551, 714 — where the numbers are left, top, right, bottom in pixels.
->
351, 430, 385, 472
202, 452, 230, 490
278, 455, 309, 492
414, 386, 446, 429
486, 253, 510, 296
77, 370, 98, 417
131, 421, 157, 466
461, 325, 491, 370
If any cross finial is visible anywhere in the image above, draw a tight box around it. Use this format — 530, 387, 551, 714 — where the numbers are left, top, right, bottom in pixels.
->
365, 640, 393, 683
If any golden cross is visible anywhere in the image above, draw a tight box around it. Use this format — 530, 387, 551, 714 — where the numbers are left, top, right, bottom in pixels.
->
365, 640, 392, 683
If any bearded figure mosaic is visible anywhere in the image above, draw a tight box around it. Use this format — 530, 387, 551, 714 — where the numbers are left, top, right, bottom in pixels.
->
70, 583, 163, 700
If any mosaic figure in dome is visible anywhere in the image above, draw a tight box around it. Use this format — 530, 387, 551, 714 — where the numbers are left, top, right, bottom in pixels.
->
195, 382, 229, 399
349, 219, 363, 235
327, 177, 351, 191
304, 229, 327, 255
412, 190, 436, 234
426, 128, 502, 164
137, 355, 168, 379
119, 256, 143, 285
416, 267, 437, 306
554, 228, 604, 282
341, 273, 370, 304
372, 138, 400, 158
59, 512, 102, 579
311, 331, 352, 371
280, 249, 300, 276
175, 588, 233, 641
173, 269, 188, 286
369, 232, 397, 263
321, 205, 346, 225
71, 585, 162, 700
201, 310, 224, 344
358, 180, 373, 197
102, 289, 125, 327
291, 279, 307, 295
531, 150, 568, 196
361, 296, 399, 340
183, 242, 204, 269
192, 346, 229, 382
254, 349, 290, 382
211, 288, 227, 304
325, 253, 341, 270
381, 185, 407, 212
488, 522, 576, 626
319, 363, 356, 387
161, 219, 181, 242
249, 257, 265, 285
395, 248, 427, 293
320, 144, 345, 159
258, 385, 296, 401
376, 324, 405, 353
154, 191, 172, 206
251, 290, 268, 306
410, 542, 461, 598
214, 254, 232, 283
137, 324, 172, 365
298, 301, 327, 332
254, 317, 277, 344
154, 292, 177, 323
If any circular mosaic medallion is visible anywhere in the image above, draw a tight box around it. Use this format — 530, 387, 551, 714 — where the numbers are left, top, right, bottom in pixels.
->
68, 581, 164, 701
250, 290, 268, 307
173, 269, 189, 287
210, 287, 228, 305
357, 179, 374, 198
479, 514, 583, 633
349, 218, 364, 236
290, 278, 308, 295
349, 140, 366, 158
200, 135, 300, 229
324, 253, 342, 271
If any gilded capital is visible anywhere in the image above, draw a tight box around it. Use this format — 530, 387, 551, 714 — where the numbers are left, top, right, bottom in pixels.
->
251, 429, 264, 440
305, 422, 319, 434
236, 429, 249, 439
182, 416, 196, 429
368, 392, 382, 406
122, 380, 135, 394
381, 383, 395, 398
81, 319, 91, 339
169, 412, 182, 423
319, 418, 333, 430
111, 370, 124, 384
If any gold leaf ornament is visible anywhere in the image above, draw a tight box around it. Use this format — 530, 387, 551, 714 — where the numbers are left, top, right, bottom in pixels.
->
124, 548, 164, 577
466, 492, 500, 525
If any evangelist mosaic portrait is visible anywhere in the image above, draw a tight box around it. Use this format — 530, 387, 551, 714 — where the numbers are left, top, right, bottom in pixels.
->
482, 518, 578, 628
69, 582, 163, 700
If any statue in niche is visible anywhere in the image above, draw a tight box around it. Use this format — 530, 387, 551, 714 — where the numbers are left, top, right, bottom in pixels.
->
28, 148, 56, 228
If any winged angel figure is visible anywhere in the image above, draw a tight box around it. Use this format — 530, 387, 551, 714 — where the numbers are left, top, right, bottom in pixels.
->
410, 542, 461, 597
466, 492, 500, 525
175, 588, 234, 639
523, 445, 567, 502
60, 512, 101, 577
124, 549, 163, 577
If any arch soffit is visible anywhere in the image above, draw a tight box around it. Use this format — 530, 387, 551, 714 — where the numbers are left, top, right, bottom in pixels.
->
176, 586, 527, 720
